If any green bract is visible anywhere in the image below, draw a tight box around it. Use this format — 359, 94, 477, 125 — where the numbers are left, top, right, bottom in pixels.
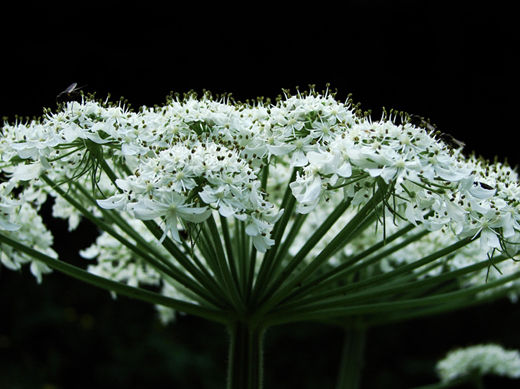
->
1, 89, 519, 388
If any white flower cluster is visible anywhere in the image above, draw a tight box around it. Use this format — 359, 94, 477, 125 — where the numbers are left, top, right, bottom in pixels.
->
0, 182, 20, 232
79, 217, 187, 323
291, 119, 520, 256
1, 90, 519, 300
79, 218, 163, 287
436, 344, 520, 382
0, 182, 56, 283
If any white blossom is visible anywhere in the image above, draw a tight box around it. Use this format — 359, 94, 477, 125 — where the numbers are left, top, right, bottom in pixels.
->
2, 89, 520, 307
437, 344, 520, 382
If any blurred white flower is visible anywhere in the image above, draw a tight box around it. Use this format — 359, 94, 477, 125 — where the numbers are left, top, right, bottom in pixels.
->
437, 344, 520, 382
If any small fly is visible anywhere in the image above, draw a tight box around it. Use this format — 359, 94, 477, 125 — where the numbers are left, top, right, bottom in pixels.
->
409, 114, 436, 133
410, 114, 465, 150
56, 82, 84, 101
438, 132, 466, 150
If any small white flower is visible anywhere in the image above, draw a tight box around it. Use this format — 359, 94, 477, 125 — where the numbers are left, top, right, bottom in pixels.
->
97, 193, 128, 210
290, 173, 323, 213
10, 162, 42, 181
129, 193, 211, 242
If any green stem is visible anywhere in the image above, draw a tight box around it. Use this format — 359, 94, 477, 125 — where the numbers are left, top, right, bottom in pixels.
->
283, 224, 424, 304
41, 174, 223, 307
220, 215, 240, 286
312, 237, 474, 302
237, 220, 247, 295
255, 184, 387, 319
0, 232, 231, 324
246, 245, 257, 303
204, 216, 246, 313
253, 196, 352, 309
278, 254, 509, 313
198, 222, 231, 288
252, 167, 299, 302
367, 283, 517, 327
336, 327, 366, 389
141, 219, 230, 305
264, 269, 520, 325
271, 212, 308, 267
227, 321, 265, 389
85, 144, 222, 295
73, 182, 170, 266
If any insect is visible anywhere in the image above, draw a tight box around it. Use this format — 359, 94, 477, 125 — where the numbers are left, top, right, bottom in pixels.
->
437, 132, 466, 150
476, 181, 495, 190
410, 114, 466, 150
409, 114, 436, 133
56, 82, 84, 101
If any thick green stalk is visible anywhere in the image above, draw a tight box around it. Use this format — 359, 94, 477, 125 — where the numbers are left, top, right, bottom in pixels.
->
227, 322, 265, 389
336, 327, 366, 389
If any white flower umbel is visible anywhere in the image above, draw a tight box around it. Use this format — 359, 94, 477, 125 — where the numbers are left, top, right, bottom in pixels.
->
0, 183, 56, 283
2, 89, 520, 389
436, 344, 520, 383
80, 218, 164, 288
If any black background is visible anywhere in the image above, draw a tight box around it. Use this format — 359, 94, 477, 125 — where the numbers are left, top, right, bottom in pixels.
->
1, 2, 519, 388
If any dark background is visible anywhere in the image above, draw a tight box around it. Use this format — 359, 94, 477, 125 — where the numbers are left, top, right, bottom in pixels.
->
1, 2, 519, 388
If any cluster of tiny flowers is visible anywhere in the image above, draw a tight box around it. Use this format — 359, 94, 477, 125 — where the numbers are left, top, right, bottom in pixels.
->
0, 182, 20, 232
0, 183, 56, 283
79, 217, 188, 322
436, 344, 520, 382
1, 90, 520, 301
289, 117, 520, 257
79, 218, 164, 287
156, 281, 191, 324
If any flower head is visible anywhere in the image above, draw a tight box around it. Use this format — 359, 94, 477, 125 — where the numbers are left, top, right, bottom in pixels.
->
437, 344, 520, 382
1, 89, 520, 325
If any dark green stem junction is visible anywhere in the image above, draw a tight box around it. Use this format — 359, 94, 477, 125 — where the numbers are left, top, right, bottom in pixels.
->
227, 322, 265, 389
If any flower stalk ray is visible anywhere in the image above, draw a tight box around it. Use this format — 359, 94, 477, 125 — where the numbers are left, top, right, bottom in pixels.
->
0, 231, 231, 324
